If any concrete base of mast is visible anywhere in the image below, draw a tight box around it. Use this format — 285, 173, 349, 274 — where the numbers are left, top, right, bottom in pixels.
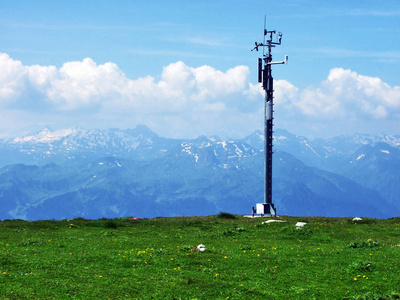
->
252, 203, 276, 217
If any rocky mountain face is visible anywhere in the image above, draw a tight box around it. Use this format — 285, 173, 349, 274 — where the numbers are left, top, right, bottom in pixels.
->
0, 126, 399, 220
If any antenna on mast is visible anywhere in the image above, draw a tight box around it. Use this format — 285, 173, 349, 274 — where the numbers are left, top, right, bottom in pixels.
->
263, 15, 266, 56
251, 16, 288, 218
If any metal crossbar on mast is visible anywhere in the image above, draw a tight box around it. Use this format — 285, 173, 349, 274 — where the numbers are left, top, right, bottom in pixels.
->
251, 18, 288, 217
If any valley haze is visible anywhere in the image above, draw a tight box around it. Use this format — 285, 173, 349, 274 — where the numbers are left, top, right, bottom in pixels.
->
0, 125, 399, 221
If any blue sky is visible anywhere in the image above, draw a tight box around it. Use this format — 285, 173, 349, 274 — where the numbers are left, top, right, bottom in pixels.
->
0, 0, 399, 139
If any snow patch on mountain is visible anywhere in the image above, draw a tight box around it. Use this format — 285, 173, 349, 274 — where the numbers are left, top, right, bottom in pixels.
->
275, 135, 288, 141
219, 141, 227, 149
302, 140, 320, 157
234, 144, 243, 157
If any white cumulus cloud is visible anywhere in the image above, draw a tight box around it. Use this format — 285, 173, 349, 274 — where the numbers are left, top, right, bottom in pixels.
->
287, 68, 400, 120
272, 68, 400, 137
0, 53, 399, 138
0, 53, 26, 102
46, 58, 127, 109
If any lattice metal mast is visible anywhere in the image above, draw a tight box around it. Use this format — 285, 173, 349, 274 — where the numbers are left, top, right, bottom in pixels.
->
251, 20, 288, 217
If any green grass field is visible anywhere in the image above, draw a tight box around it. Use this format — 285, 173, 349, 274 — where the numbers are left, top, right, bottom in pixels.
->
1, 214, 400, 299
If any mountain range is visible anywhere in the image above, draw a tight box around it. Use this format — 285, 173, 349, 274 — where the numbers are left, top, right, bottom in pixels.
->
0, 125, 399, 220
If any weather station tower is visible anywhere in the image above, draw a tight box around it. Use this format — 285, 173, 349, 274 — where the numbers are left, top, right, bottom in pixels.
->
251, 19, 288, 217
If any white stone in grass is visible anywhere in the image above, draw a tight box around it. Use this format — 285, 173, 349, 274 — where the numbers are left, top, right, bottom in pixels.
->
262, 220, 286, 224
196, 244, 207, 252
353, 217, 362, 221
295, 222, 307, 227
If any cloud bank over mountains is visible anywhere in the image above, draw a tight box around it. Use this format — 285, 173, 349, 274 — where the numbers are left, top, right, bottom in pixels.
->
1, 52, 399, 138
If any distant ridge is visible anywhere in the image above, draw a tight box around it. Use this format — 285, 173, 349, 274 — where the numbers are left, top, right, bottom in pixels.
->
0, 125, 399, 220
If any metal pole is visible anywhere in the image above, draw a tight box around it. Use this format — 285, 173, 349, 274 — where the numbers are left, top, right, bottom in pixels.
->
264, 51, 273, 205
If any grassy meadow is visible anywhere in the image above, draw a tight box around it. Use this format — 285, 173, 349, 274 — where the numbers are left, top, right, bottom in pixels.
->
1, 214, 400, 299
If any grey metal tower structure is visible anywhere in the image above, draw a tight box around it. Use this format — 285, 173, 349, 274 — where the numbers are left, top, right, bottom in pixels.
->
252, 20, 288, 217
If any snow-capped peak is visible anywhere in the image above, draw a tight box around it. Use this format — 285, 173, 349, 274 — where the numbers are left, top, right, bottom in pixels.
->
13, 128, 81, 143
